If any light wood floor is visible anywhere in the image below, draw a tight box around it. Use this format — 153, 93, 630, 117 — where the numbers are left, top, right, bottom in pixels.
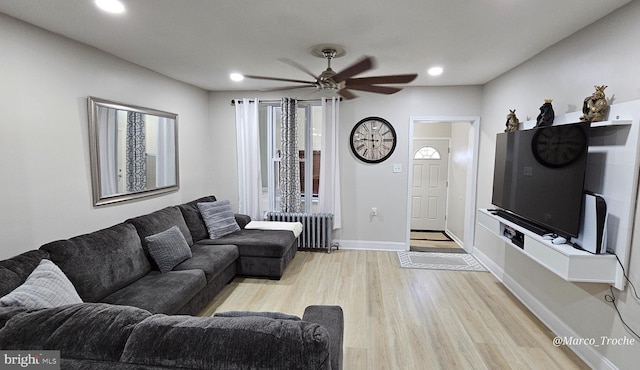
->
199, 250, 588, 370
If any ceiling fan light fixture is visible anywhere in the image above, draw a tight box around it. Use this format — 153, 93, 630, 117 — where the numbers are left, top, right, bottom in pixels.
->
242, 44, 417, 100
428, 66, 443, 76
229, 73, 244, 82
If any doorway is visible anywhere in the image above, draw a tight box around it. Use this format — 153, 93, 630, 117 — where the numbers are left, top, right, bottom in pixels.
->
406, 117, 480, 253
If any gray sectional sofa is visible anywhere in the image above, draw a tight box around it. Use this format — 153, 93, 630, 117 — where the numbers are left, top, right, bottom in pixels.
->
0, 196, 344, 369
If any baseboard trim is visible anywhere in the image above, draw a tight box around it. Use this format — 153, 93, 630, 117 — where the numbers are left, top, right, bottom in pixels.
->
335, 239, 407, 251
472, 247, 619, 370
444, 228, 464, 248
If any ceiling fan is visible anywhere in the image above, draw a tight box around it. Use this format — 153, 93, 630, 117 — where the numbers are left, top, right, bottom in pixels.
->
243, 47, 418, 100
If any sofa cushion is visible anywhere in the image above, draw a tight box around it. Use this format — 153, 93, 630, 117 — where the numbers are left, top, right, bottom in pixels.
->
234, 213, 252, 229
0, 250, 49, 297
126, 206, 194, 249
173, 244, 238, 282
0, 303, 152, 363
145, 226, 192, 273
177, 195, 217, 243
40, 223, 151, 303
198, 229, 296, 258
121, 314, 332, 369
101, 269, 206, 314
198, 200, 241, 239
0, 259, 82, 309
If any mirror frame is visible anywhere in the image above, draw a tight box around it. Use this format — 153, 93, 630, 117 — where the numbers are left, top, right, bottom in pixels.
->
87, 96, 180, 206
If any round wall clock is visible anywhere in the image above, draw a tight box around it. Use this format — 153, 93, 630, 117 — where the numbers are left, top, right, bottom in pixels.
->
350, 116, 397, 163
531, 124, 588, 168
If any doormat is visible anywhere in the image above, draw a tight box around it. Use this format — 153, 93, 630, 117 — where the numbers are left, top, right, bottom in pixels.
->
410, 230, 452, 242
409, 230, 463, 253
397, 251, 487, 272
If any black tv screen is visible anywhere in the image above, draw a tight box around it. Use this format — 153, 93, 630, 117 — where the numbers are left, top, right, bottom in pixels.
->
492, 122, 591, 238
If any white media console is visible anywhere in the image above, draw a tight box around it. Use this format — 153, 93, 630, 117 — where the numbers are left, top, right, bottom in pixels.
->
478, 208, 619, 284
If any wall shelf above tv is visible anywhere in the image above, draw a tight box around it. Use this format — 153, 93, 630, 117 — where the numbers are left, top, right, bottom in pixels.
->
477, 209, 621, 287
589, 119, 631, 128
521, 119, 631, 130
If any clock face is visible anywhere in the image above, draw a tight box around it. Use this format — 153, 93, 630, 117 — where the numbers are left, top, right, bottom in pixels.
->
531, 124, 588, 168
350, 117, 397, 163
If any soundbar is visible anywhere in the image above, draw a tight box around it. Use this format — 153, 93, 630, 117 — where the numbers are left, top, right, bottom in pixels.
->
491, 210, 550, 236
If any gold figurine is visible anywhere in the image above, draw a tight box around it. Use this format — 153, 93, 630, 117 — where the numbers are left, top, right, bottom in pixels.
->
580, 85, 609, 123
505, 109, 519, 132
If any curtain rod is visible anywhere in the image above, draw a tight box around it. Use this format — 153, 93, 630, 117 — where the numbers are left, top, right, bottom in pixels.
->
230, 97, 342, 106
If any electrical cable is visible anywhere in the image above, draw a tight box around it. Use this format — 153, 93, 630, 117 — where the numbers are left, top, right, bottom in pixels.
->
604, 286, 640, 340
603, 251, 640, 340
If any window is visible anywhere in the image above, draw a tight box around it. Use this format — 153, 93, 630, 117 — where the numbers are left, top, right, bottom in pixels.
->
414, 146, 441, 160
259, 101, 323, 213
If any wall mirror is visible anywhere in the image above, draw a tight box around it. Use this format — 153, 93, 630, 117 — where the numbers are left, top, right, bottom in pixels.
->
88, 96, 179, 206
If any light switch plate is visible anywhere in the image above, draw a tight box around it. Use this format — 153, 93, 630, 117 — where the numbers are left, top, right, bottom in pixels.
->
393, 163, 402, 173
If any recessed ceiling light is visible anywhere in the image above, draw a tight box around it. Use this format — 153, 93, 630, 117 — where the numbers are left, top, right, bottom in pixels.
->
230, 73, 244, 82
428, 66, 443, 76
95, 0, 125, 14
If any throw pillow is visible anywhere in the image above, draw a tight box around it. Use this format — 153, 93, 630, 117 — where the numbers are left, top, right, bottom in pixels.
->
145, 225, 193, 273
0, 259, 83, 309
213, 311, 301, 321
197, 200, 241, 239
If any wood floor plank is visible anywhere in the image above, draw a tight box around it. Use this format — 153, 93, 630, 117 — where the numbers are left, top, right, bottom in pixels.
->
198, 250, 589, 369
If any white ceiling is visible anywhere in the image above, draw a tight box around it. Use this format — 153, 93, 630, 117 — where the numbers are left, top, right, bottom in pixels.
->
0, 0, 631, 92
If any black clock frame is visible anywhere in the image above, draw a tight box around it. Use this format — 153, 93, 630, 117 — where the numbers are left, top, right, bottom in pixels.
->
349, 116, 397, 164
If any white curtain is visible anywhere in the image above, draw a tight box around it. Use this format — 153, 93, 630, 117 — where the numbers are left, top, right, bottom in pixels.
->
234, 98, 263, 220
98, 107, 118, 196
318, 97, 342, 229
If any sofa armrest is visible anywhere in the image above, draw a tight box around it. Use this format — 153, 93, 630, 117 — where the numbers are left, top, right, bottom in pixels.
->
234, 214, 252, 229
122, 314, 333, 369
303, 305, 344, 370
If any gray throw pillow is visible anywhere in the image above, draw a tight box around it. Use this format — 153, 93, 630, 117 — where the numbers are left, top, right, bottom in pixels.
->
145, 226, 193, 273
197, 200, 241, 239
0, 259, 83, 309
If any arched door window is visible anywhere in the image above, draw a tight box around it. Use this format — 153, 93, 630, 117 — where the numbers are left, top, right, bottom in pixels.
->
414, 146, 441, 160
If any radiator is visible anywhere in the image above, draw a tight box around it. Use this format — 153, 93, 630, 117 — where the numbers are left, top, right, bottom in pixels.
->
265, 212, 338, 252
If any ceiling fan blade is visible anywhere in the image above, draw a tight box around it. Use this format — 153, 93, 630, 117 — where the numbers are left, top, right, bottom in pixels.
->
338, 88, 358, 100
345, 74, 418, 85
331, 56, 375, 83
278, 58, 319, 80
260, 84, 317, 92
346, 85, 403, 95
244, 75, 316, 85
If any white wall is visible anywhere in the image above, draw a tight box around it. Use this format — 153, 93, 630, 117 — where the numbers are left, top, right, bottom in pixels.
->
447, 122, 470, 243
208, 87, 482, 249
0, 15, 213, 259
475, 1, 640, 368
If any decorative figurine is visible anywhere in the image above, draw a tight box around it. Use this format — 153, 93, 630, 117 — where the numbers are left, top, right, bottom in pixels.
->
580, 85, 609, 122
535, 99, 554, 127
505, 109, 520, 132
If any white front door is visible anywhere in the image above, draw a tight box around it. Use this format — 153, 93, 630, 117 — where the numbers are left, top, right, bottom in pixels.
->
411, 139, 449, 230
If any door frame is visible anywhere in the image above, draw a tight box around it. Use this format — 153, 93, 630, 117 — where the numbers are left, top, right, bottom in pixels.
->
410, 137, 451, 231
405, 116, 480, 253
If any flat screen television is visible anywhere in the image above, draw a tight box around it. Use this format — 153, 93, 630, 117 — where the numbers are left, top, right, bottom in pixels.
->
491, 121, 591, 238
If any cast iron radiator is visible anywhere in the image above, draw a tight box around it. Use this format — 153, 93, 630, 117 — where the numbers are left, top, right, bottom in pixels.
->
265, 212, 338, 253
